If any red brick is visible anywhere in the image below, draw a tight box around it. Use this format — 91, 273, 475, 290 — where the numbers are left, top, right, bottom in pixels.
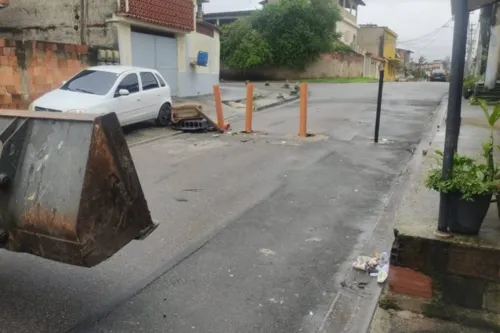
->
6, 85, 17, 94
388, 266, 433, 300
76, 45, 88, 54
0, 39, 4, 47
2, 94, 12, 105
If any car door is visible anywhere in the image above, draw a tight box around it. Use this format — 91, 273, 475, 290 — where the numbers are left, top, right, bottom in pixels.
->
139, 71, 162, 120
113, 73, 143, 125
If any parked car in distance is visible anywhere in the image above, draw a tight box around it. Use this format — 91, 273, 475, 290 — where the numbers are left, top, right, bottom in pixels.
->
429, 69, 447, 82
29, 66, 173, 127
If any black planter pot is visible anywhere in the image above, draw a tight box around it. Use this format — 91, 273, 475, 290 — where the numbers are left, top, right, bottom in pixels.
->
448, 193, 492, 235
463, 87, 473, 99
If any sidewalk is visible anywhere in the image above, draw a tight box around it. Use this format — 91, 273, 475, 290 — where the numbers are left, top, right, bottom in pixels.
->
369, 99, 500, 333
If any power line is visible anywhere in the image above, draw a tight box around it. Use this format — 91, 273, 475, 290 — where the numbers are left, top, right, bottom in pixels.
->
398, 18, 453, 45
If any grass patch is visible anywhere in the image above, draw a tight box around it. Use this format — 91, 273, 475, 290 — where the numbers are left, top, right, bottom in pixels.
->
299, 77, 378, 83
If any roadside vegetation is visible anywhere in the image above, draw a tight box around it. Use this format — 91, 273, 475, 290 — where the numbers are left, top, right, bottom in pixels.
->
299, 77, 378, 83
220, 0, 342, 70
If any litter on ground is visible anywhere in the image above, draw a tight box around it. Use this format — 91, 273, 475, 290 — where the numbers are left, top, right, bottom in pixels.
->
352, 252, 390, 284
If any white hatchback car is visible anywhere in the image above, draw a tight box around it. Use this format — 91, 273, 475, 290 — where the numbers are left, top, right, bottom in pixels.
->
29, 65, 173, 127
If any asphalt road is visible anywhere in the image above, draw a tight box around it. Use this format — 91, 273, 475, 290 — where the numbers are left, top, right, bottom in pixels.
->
0, 82, 448, 333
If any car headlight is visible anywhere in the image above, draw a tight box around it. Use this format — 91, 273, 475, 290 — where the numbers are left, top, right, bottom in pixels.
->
28, 103, 35, 112
67, 109, 86, 114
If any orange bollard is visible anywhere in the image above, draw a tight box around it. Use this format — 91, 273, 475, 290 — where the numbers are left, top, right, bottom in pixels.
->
299, 82, 308, 137
213, 84, 225, 129
245, 83, 254, 133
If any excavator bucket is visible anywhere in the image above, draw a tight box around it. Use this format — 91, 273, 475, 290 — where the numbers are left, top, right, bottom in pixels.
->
0, 110, 157, 267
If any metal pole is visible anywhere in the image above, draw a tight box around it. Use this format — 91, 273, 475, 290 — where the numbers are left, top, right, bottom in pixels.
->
437, 0, 469, 235
374, 68, 385, 143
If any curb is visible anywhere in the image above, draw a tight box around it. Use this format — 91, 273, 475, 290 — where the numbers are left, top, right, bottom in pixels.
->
363, 94, 449, 333
317, 95, 449, 333
128, 130, 185, 148
255, 95, 300, 111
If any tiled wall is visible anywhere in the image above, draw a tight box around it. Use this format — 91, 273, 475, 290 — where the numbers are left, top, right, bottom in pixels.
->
118, 0, 194, 32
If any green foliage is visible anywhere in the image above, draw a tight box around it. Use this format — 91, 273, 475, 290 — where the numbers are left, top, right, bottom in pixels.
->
426, 98, 500, 200
331, 40, 352, 53
463, 75, 479, 90
477, 99, 500, 180
220, 20, 272, 69
425, 152, 497, 200
220, 0, 342, 69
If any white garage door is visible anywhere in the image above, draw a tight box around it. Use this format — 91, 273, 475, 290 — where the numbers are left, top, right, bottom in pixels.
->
131, 31, 178, 96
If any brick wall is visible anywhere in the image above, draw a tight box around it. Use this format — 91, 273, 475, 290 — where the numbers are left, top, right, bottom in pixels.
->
118, 0, 194, 32
0, 39, 93, 109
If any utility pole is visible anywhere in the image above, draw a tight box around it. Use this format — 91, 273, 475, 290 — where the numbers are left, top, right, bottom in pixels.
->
437, 0, 469, 237
475, 10, 484, 76
466, 22, 476, 75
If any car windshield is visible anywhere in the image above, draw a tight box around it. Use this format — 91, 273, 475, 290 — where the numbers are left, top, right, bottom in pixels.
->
61, 70, 119, 95
432, 70, 445, 75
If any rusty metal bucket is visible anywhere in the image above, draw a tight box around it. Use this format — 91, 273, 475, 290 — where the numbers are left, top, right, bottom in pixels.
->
0, 110, 156, 267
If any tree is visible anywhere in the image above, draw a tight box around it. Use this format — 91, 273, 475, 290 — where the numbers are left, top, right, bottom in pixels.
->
220, 19, 272, 69
220, 0, 342, 70
417, 56, 427, 78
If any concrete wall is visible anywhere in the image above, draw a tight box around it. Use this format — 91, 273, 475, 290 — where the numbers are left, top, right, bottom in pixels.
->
221, 52, 365, 81
358, 27, 383, 56
0, 0, 118, 48
0, 39, 94, 109
383, 31, 397, 59
363, 55, 382, 79
178, 28, 220, 96
337, 20, 359, 45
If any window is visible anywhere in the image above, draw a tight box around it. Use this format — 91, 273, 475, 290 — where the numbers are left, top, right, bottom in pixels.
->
116, 74, 140, 96
154, 73, 167, 87
140, 72, 159, 91
61, 70, 118, 96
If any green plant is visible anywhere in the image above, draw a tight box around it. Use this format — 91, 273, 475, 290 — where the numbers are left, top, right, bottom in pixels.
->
477, 99, 500, 180
220, 0, 342, 70
331, 40, 352, 54
426, 152, 497, 200
220, 19, 273, 69
426, 99, 500, 200
463, 75, 478, 90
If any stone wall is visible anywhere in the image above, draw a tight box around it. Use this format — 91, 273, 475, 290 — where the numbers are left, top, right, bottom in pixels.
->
221, 52, 366, 81
0, 39, 101, 109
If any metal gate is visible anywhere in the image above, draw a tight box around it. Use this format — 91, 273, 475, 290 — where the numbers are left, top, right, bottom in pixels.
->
131, 31, 178, 96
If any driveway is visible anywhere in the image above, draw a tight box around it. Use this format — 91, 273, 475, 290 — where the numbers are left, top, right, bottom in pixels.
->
0, 82, 448, 333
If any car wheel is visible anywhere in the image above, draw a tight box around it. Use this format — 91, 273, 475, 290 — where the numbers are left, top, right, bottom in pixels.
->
156, 103, 171, 127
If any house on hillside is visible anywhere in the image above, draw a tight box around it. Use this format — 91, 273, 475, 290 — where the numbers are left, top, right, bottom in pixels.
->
358, 25, 399, 81
205, 0, 366, 49
0, 0, 219, 97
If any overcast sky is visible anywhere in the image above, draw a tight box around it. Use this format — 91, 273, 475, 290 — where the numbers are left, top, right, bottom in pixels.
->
204, 0, 480, 61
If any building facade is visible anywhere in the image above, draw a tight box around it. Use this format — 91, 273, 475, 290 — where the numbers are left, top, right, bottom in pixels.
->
0, 0, 219, 97
396, 48, 413, 76
358, 25, 399, 81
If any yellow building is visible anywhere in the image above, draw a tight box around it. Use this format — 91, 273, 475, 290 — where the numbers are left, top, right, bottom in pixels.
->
357, 25, 400, 81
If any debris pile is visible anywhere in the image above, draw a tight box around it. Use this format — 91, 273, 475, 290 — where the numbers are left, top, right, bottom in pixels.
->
352, 252, 390, 284
171, 103, 228, 133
